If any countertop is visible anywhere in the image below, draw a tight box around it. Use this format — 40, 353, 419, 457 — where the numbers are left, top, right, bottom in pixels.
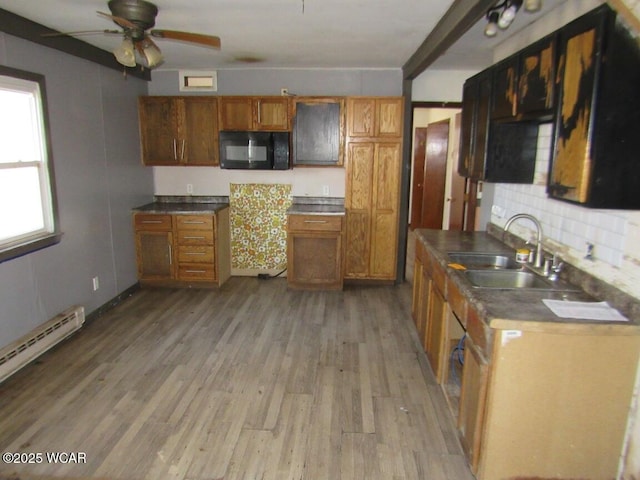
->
287, 197, 345, 216
133, 196, 229, 215
415, 229, 640, 333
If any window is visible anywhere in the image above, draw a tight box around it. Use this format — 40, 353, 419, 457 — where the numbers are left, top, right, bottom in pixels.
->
0, 66, 60, 263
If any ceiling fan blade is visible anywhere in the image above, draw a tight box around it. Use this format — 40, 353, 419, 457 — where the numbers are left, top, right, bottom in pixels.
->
150, 30, 221, 49
97, 10, 138, 30
41, 29, 120, 38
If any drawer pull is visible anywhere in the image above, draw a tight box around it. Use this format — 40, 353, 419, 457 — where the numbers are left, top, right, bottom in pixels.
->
183, 236, 206, 240
184, 252, 206, 255
182, 220, 206, 224
185, 269, 207, 273
141, 220, 163, 224
304, 220, 328, 224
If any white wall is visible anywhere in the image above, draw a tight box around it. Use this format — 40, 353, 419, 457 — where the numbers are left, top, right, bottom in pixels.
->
149, 68, 403, 197
411, 69, 478, 102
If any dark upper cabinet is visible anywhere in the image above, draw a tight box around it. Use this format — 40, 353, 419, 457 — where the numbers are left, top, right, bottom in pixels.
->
550, 4, 640, 208
458, 70, 492, 180
491, 35, 556, 121
292, 97, 345, 166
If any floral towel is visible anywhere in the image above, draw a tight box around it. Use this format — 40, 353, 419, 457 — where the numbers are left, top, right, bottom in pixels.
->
229, 183, 292, 270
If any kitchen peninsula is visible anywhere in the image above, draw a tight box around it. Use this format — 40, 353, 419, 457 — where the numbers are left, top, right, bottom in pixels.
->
412, 228, 640, 480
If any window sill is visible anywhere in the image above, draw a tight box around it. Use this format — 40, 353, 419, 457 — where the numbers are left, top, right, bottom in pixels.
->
0, 232, 63, 264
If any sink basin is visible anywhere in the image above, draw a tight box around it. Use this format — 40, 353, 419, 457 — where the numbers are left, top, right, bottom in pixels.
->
464, 270, 580, 291
448, 252, 522, 270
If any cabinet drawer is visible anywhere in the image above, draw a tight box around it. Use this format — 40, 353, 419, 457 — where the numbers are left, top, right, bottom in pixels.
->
177, 229, 214, 245
288, 214, 343, 232
177, 264, 216, 281
176, 215, 214, 231
134, 214, 172, 231
177, 246, 214, 263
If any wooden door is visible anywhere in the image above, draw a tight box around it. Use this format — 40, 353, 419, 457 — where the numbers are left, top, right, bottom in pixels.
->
182, 97, 219, 165
255, 97, 290, 130
370, 142, 401, 279
458, 336, 488, 474
410, 120, 449, 230
410, 127, 427, 228
448, 113, 466, 231
218, 97, 253, 130
138, 97, 180, 165
345, 142, 374, 278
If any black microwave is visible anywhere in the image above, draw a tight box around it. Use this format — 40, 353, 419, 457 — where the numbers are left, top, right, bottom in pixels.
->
219, 131, 290, 170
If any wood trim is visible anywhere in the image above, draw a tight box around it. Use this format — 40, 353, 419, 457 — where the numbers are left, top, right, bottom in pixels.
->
0, 7, 150, 81
402, 0, 496, 80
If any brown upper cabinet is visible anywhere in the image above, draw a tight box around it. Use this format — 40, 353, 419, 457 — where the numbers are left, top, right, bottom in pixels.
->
491, 34, 556, 120
458, 70, 491, 180
292, 97, 345, 166
138, 96, 219, 166
550, 4, 640, 208
218, 96, 290, 131
346, 97, 403, 138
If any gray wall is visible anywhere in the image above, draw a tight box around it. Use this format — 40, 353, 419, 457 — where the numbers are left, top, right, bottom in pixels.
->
0, 33, 154, 348
148, 68, 403, 96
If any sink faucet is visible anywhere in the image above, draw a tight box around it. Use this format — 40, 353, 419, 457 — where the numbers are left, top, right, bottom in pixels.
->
503, 213, 544, 269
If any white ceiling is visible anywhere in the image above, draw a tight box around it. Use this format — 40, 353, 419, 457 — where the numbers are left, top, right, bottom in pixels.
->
0, 0, 566, 73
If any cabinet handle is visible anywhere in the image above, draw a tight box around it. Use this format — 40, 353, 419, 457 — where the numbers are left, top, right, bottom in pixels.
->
304, 220, 328, 224
141, 220, 163, 224
182, 220, 206, 224
168, 244, 172, 264
173, 138, 177, 160
257, 100, 261, 124
184, 252, 206, 256
183, 235, 206, 240
181, 139, 186, 160
185, 269, 207, 273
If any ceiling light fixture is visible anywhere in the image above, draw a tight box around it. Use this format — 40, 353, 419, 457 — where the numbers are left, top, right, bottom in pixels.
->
135, 37, 165, 69
113, 37, 136, 67
484, 0, 539, 37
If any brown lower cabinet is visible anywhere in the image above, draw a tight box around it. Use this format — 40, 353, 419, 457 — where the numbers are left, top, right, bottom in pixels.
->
412, 237, 640, 478
286, 213, 343, 290
133, 209, 231, 287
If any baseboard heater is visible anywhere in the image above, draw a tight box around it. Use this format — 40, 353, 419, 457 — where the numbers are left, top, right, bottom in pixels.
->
0, 305, 85, 383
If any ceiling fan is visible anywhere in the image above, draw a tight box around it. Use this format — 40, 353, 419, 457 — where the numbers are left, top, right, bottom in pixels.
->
48, 0, 221, 69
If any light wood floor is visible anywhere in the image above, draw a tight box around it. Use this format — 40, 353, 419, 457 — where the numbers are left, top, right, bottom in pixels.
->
0, 277, 474, 480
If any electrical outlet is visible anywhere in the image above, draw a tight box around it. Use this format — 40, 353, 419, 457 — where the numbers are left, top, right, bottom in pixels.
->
187, 184, 194, 194
491, 205, 506, 218
92, 276, 99, 291
280, 88, 288, 96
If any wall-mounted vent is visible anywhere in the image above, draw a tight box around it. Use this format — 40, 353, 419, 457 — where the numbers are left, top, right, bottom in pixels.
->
0, 305, 85, 383
179, 70, 217, 92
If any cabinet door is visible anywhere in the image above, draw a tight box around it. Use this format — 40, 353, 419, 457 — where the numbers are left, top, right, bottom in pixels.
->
425, 284, 447, 382
293, 98, 344, 166
182, 97, 219, 165
347, 98, 376, 137
457, 81, 476, 177
138, 97, 180, 165
376, 98, 403, 137
255, 97, 290, 130
518, 35, 556, 116
470, 73, 491, 180
218, 97, 253, 130
491, 56, 519, 119
550, 17, 602, 203
344, 142, 374, 278
135, 231, 173, 280
458, 72, 491, 180
458, 336, 488, 474
369, 142, 401, 279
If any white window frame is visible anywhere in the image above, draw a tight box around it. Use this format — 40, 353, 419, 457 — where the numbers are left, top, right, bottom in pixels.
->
0, 66, 60, 263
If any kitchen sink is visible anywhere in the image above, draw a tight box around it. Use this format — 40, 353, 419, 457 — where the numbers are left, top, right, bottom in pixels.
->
464, 270, 580, 291
448, 252, 522, 270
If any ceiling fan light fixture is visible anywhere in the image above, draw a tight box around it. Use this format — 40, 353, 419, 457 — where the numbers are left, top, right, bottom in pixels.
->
524, 0, 542, 12
498, 0, 522, 29
484, 11, 500, 37
136, 38, 164, 68
113, 37, 136, 67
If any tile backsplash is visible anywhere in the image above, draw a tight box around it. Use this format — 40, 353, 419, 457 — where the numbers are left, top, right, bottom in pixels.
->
489, 123, 640, 300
